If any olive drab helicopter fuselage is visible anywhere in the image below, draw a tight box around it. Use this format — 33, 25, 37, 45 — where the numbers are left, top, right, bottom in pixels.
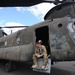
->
0, 0, 75, 73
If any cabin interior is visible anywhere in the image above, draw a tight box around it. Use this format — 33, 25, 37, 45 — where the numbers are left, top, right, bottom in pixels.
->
35, 26, 50, 56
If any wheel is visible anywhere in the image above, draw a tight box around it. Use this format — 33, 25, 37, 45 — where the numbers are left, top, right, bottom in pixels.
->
5, 63, 12, 72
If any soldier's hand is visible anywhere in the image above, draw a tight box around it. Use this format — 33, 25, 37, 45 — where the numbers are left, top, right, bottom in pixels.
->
37, 54, 41, 58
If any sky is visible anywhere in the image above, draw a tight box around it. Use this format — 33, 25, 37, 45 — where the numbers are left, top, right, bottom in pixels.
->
0, 3, 55, 34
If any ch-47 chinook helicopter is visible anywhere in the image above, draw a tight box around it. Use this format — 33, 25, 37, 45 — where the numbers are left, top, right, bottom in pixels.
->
0, 0, 75, 74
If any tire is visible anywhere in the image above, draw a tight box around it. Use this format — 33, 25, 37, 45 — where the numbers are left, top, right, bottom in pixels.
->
5, 63, 12, 72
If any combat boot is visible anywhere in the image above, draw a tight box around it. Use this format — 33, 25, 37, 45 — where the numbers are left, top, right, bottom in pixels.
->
41, 65, 45, 70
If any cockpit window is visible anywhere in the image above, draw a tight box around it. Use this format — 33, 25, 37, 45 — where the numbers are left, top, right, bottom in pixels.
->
16, 37, 20, 44
67, 22, 75, 44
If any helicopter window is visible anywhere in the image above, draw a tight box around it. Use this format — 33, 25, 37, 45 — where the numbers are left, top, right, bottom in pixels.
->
5, 41, 7, 46
16, 37, 20, 44
67, 22, 75, 44
67, 23, 74, 33
58, 23, 63, 28
72, 23, 75, 31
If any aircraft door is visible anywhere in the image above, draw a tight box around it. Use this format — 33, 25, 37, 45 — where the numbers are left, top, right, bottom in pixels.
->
33, 26, 51, 73
35, 26, 50, 56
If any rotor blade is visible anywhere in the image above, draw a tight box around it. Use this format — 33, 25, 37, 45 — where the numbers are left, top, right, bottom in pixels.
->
0, 26, 29, 28
0, 0, 44, 7
0, 0, 64, 7
0, 0, 74, 7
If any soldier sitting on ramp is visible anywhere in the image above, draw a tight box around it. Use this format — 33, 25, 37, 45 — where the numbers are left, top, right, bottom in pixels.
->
32, 40, 47, 70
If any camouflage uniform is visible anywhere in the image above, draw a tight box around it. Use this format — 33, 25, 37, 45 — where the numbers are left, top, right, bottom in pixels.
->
32, 45, 47, 69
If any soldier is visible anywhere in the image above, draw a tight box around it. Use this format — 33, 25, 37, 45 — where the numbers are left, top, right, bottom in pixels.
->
32, 40, 47, 70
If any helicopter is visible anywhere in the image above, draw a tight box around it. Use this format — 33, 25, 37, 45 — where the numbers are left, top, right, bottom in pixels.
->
0, 0, 75, 74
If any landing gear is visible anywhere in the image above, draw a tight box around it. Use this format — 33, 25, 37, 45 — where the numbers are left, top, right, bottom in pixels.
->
5, 62, 12, 72
5, 61, 16, 72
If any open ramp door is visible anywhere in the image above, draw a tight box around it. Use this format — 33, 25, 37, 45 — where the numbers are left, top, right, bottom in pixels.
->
33, 58, 51, 74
